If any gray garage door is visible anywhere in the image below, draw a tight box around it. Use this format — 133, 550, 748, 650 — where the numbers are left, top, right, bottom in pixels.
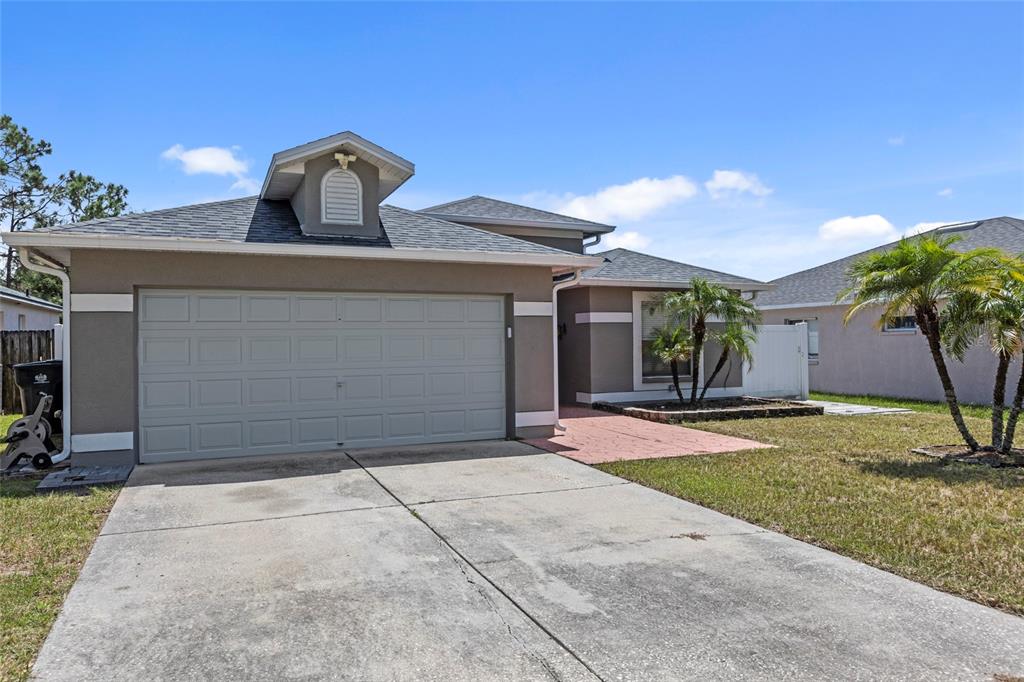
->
138, 290, 507, 463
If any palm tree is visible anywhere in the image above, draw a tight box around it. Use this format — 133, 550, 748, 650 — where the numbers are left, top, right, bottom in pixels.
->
1002, 366, 1024, 458
652, 278, 761, 406
841, 235, 1005, 451
941, 265, 1024, 450
649, 324, 693, 404
698, 321, 757, 402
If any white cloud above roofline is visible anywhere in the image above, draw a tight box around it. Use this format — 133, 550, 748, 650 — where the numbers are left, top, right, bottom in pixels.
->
161, 143, 258, 195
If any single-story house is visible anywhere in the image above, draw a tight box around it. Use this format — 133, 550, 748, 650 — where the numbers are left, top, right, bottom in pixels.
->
0, 284, 62, 331
758, 216, 1024, 405
3, 131, 775, 466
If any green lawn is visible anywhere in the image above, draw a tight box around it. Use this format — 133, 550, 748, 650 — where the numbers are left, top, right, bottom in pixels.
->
598, 409, 1024, 614
0, 417, 119, 682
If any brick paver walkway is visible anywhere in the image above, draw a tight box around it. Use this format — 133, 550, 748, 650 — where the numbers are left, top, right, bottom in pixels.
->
525, 405, 771, 465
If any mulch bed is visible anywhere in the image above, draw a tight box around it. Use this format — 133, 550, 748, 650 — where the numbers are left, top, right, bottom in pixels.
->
594, 397, 823, 423
911, 444, 1024, 468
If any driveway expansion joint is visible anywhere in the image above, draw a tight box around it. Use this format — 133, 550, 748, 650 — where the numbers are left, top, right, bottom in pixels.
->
343, 450, 607, 682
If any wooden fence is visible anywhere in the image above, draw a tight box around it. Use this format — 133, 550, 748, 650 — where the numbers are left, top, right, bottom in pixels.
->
1, 330, 55, 414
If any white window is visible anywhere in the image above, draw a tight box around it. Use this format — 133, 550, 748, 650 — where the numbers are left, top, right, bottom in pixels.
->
321, 168, 363, 225
632, 292, 691, 390
883, 315, 917, 333
18, 314, 27, 330
786, 318, 819, 358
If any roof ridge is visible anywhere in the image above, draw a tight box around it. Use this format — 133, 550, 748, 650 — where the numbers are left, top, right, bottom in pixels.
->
37, 196, 259, 232
381, 204, 582, 257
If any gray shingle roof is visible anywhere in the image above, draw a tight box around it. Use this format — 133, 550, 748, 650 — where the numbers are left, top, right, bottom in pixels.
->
0, 285, 61, 310
758, 217, 1024, 307
419, 195, 614, 232
30, 196, 583, 258
582, 248, 767, 288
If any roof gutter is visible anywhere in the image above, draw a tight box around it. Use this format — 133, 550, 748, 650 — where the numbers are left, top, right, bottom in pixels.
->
16, 247, 71, 468
2, 232, 605, 270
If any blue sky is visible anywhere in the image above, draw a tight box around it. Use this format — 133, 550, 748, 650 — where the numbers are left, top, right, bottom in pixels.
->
3, 2, 1022, 280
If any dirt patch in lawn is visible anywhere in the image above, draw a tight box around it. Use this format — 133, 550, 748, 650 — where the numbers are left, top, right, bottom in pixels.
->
912, 444, 1024, 468
594, 397, 823, 423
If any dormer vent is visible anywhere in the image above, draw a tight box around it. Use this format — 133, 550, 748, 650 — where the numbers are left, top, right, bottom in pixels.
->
321, 167, 363, 225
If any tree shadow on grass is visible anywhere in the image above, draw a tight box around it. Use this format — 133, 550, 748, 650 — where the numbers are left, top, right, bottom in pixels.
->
855, 458, 1024, 489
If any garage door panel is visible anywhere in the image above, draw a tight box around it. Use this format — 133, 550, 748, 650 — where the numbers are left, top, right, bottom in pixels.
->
247, 295, 291, 322
139, 290, 507, 462
196, 295, 242, 322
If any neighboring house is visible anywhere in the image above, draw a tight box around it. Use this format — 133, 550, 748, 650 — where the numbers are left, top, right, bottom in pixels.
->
759, 217, 1024, 405
0, 285, 62, 331
3, 131, 776, 466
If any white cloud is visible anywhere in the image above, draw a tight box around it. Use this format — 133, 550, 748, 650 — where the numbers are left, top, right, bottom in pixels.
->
818, 214, 897, 242
161, 144, 257, 194
888, 135, 906, 146
603, 230, 651, 250
230, 177, 261, 193
704, 170, 773, 200
937, 187, 953, 197
554, 175, 698, 223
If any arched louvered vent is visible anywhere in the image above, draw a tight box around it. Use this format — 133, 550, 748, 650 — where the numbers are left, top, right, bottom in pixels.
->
321, 168, 363, 224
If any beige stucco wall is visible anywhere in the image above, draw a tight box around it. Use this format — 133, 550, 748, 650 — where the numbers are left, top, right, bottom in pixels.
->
557, 286, 741, 403
761, 304, 1013, 405
66, 249, 557, 461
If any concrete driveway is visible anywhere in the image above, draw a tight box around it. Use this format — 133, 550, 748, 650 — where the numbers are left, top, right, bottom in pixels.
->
34, 442, 1024, 681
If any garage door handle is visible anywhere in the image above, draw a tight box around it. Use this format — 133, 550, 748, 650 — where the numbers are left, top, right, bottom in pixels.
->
337, 381, 346, 387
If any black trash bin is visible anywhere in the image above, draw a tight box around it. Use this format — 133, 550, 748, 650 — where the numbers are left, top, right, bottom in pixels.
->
13, 359, 63, 434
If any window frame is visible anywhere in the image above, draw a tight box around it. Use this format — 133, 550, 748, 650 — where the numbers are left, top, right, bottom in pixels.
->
882, 315, 918, 334
320, 167, 364, 226
631, 291, 693, 391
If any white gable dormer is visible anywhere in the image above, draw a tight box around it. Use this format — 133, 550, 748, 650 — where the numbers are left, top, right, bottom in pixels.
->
260, 131, 415, 238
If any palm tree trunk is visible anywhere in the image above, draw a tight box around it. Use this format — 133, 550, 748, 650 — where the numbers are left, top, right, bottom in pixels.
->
699, 349, 729, 402
689, 328, 704, 406
991, 352, 1011, 449
918, 308, 979, 451
1000, 362, 1024, 455
670, 359, 685, 405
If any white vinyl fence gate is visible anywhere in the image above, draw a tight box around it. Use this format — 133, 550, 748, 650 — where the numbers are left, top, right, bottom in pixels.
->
743, 323, 810, 399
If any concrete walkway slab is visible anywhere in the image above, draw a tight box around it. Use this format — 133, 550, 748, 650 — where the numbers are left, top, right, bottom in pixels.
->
34, 442, 1024, 681
805, 399, 913, 416
526, 405, 771, 464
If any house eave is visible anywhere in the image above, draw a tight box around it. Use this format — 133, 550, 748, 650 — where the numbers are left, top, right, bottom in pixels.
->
578, 278, 773, 292
757, 300, 842, 311
4, 232, 605, 270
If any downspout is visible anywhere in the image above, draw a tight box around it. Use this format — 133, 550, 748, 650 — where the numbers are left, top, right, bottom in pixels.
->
18, 247, 72, 466
552, 268, 582, 431
583, 233, 602, 250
